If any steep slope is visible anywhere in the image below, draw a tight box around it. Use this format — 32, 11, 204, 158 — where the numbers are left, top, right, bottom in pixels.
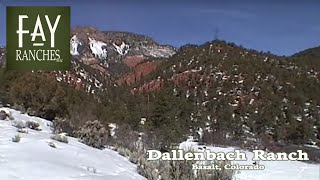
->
0, 107, 145, 180
1, 32, 319, 162
132, 41, 320, 153
293, 46, 320, 57
71, 27, 176, 62
54, 27, 176, 93
0, 27, 176, 94
291, 46, 320, 71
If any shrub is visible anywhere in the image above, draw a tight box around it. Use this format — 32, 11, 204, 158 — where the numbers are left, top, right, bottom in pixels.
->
26, 121, 42, 131
115, 146, 144, 167
52, 117, 76, 136
201, 160, 235, 180
7, 112, 14, 120
12, 120, 27, 129
17, 128, 28, 134
117, 147, 131, 157
77, 120, 108, 149
137, 158, 160, 180
0, 110, 6, 120
51, 133, 69, 144
128, 151, 141, 164
48, 141, 57, 148
12, 134, 21, 143
0, 109, 14, 120
86, 167, 97, 174
114, 124, 141, 151
113, 144, 234, 180
137, 151, 235, 180
12, 104, 26, 114
26, 107, 36, 116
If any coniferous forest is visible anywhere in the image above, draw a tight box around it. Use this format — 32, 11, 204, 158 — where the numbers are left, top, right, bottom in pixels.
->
0, 40, 319, 164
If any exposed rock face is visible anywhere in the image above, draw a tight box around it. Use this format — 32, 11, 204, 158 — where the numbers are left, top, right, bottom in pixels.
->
55, 27, 177, 93
70, 35, 82, 55
70, 27, 176, 62
88, 37, 108, 59
118, 59, 161, 86
0, 27, 176, 93
112, 41, 130, 56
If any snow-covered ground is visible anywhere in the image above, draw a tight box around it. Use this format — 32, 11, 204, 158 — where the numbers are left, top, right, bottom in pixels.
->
0, 108, 145, 180
1, 107, 319, 180
180, 139, 320, 180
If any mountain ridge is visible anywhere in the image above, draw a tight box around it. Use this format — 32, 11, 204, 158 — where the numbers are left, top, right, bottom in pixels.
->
0, 29, 320, 159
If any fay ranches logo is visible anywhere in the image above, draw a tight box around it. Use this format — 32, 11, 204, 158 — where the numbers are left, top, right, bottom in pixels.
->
7, 6, 70, 70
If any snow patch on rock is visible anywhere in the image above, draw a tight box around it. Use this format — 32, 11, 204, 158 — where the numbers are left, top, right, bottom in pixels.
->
88, 37, 108, 59
70, 35, 82, 55
142, 46, 176, 58
113, 42, 130, 55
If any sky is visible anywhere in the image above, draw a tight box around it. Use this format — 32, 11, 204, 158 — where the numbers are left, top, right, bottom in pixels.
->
0, 0, 319, 56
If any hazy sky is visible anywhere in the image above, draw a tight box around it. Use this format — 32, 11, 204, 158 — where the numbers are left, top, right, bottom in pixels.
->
0, 0, 319, 56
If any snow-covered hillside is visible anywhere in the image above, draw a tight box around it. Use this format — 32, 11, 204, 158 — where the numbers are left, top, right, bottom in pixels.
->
180, 139, 320, 180
0, 108, 145, 180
